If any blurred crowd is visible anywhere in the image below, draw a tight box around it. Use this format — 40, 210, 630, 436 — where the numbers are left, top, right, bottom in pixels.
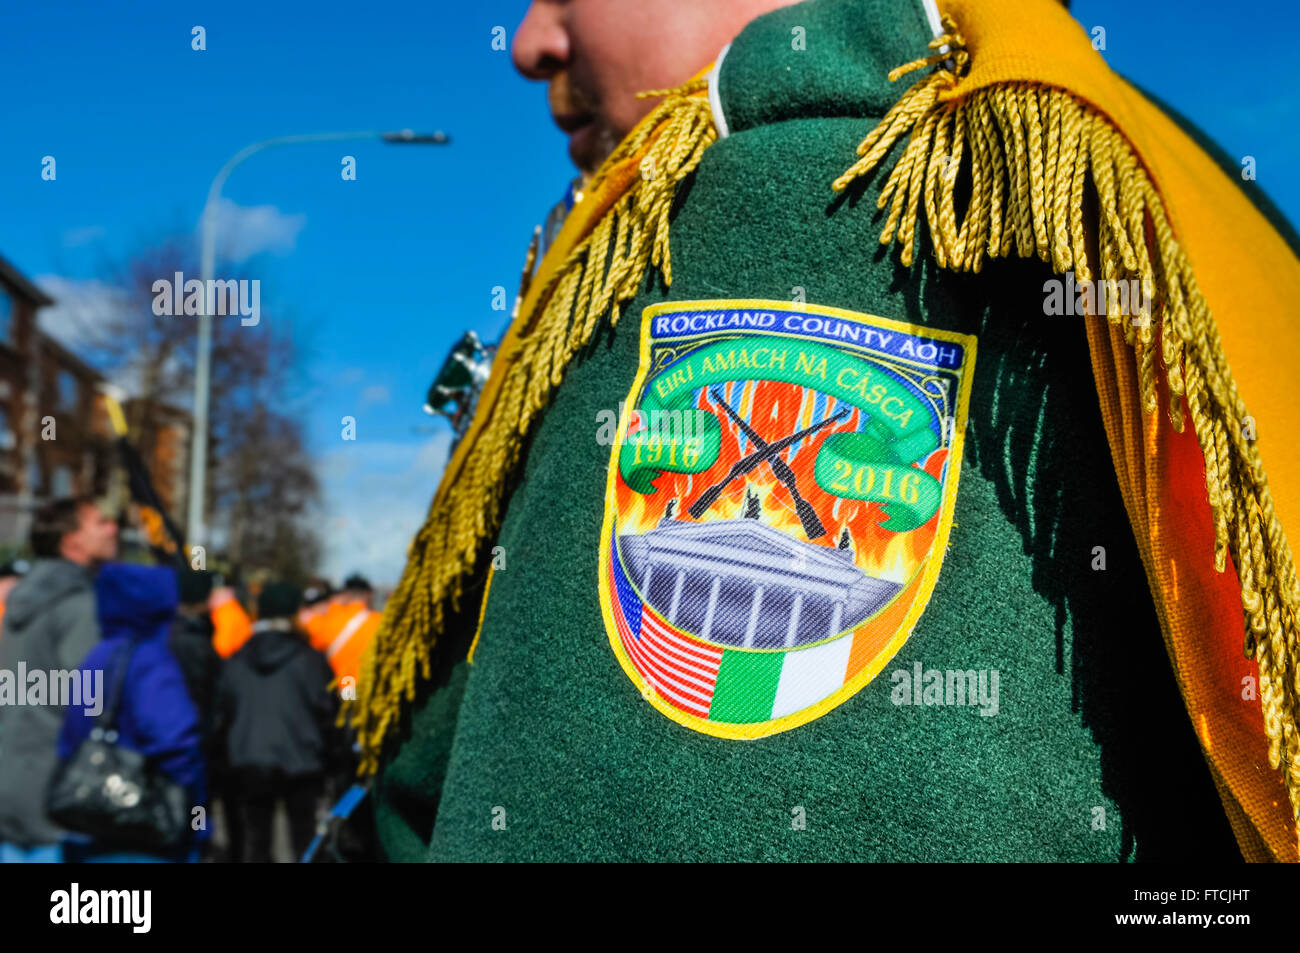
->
0, 495, 381, 863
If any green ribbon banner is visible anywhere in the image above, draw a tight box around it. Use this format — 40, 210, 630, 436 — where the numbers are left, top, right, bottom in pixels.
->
618, 339, 943, 531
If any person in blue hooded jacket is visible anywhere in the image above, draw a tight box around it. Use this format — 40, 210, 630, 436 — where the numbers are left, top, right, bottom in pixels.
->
57, 563, 208, 862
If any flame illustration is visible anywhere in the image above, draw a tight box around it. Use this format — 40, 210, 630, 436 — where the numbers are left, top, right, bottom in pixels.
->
613, 378, 947, 584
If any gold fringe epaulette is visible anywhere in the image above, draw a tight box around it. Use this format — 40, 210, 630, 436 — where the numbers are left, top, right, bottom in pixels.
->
350, 78, 717, 773
833, 15, 1300, 844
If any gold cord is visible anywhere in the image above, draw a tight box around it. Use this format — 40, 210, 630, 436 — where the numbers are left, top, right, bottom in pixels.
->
834, 15, 1300, 844
349, 78, 717, 774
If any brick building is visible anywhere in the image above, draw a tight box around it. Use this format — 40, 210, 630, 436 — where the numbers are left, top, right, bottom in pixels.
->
0, 253, 190, 551
0, 254, 56, 545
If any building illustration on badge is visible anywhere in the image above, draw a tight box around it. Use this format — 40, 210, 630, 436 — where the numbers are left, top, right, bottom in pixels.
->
598, 299, 977, 738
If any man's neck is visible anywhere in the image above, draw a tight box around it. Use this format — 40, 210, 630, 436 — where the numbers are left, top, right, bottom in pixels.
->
58, 551, 93, 569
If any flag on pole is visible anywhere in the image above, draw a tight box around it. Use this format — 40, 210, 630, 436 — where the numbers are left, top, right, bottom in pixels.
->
102, 392, 186, 565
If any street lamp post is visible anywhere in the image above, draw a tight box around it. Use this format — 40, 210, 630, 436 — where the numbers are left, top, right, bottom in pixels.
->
186, 129, 449, 550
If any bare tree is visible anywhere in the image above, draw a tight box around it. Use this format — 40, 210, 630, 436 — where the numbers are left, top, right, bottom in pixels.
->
214, 399, 322, 584
60, 237, 322, 582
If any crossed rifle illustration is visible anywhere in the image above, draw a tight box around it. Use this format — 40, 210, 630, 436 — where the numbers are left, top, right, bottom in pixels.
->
687, 388, 851, 540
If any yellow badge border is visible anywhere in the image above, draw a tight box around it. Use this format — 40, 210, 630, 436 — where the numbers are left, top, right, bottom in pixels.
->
597, 298, 978, 740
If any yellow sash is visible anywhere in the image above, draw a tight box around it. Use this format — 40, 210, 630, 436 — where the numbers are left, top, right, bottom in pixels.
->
833, 0, 1300, 860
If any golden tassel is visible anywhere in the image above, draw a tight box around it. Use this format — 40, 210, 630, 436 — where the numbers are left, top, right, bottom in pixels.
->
349, 77, 717, 774
834, 15, 1300, 844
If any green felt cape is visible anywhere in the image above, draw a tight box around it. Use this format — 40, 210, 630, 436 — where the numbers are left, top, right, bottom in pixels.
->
364, 0, 1249, 862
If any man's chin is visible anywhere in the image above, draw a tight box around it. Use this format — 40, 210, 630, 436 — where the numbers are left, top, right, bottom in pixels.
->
568, 121, 620, 176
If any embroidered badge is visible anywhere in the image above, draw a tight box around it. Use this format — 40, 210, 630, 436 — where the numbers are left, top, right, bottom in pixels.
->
598, 299, 977, 738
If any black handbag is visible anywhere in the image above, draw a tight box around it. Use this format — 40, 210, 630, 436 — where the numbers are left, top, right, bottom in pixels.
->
46, 641, 190, 850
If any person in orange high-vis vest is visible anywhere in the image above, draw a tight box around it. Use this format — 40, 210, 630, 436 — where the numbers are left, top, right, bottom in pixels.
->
210, 585, 253, 659
297, 581, 336, 647
316, 575, 381, 691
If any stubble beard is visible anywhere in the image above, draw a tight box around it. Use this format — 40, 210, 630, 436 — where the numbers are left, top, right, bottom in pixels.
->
550, 70, 623, 176
578, 122, 621, 176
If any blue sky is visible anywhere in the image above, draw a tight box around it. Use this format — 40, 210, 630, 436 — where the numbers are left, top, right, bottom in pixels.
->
1, 0, 1294, 584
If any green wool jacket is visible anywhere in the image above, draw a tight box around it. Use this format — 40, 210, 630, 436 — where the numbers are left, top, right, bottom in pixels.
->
372, 0, 1242, 862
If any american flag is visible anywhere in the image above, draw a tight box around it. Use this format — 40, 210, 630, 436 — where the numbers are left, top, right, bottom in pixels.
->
609, 533, 723, 719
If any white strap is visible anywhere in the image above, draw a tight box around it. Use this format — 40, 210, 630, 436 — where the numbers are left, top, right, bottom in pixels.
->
707, 42, 733, 140
920, 0, 951, 55
920, 0, 943, 36
327, 608, 371, 660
